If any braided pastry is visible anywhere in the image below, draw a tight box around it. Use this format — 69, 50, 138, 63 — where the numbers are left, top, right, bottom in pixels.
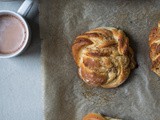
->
149, 22, 160, 77
72, 27, 135, 88
83, 113, 121, 120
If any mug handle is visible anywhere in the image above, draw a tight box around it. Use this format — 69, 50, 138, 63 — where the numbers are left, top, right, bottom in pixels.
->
17, 0, 33, 17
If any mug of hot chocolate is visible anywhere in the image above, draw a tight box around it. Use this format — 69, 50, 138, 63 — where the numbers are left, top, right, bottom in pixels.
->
0, 0, 33, 58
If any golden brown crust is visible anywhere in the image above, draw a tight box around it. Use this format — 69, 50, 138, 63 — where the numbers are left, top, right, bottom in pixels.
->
72, 27, 136, 88
149, 22, 160, 77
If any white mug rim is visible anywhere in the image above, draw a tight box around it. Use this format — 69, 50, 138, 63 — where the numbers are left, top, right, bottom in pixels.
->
0, 10, 30, 58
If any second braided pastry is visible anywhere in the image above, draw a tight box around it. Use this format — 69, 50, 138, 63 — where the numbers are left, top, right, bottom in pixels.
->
149, 22, 160, 77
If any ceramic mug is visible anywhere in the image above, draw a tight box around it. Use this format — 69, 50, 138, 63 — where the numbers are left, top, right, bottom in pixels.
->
0, 0, 33, 58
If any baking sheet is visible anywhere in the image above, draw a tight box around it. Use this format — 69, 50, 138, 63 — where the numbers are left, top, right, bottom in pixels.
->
39, 0, 160, 120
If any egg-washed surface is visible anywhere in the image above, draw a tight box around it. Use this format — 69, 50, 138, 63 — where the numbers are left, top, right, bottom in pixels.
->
40, 0, 160, 120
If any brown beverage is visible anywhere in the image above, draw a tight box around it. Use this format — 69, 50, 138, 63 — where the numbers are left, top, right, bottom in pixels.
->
0, 14, 26, 54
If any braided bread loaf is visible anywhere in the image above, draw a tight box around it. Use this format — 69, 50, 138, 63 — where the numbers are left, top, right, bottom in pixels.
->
72, 27, 135, 88
149, 22, 160, 77
83, 113, 121, 120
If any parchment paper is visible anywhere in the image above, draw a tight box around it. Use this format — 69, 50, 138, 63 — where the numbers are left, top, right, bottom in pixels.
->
39, 0, 160, 120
